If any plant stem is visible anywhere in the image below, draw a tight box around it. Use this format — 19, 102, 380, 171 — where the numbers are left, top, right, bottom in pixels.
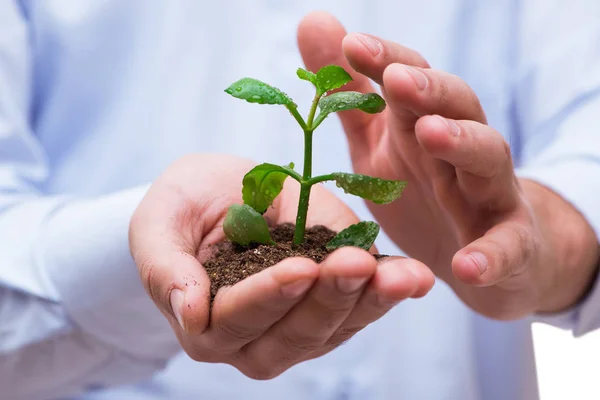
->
306, 173, 335, 186
302, 130, 313, 178
280, 168, 303, 183
293, 182, 311, 244
293, 129, 314, 245
293, 91, 323, 245
287, 105, 308, 131
306, 91, 322, 130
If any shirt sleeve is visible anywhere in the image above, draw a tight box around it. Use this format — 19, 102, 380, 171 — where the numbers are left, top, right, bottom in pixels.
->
0, 3, 180, 398
512, 0, 600, 336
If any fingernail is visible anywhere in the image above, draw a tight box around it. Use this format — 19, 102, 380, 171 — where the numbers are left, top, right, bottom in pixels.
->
170, 289, 186, 330
468, 252, 489, 274
403, 65, 428, 91
281, 278, 313, 299
336, 276, 369, 294
442, 116, 461, 136
356, 33, 382, 56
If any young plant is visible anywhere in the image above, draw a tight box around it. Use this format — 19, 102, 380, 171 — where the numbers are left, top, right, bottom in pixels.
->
222, 65, 407, 251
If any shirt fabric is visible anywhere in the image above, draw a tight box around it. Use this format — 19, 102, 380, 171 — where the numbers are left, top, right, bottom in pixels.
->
1, 1, 599, 399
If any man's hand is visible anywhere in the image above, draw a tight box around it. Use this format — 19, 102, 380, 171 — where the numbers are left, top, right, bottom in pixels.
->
129, 154, 433, 379
297, 12, 599, 320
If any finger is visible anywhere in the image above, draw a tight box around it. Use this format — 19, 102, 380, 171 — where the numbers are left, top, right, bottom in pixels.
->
415, 116, 519, 210
130, 206, 210, 335
452, 219, 539, 287
297, 11, 383, 158
238, 247, 376, 379
194, 257, 319, 356
383, 63, 487, 123
319, 257, 434, 352
342, 33, 429, 85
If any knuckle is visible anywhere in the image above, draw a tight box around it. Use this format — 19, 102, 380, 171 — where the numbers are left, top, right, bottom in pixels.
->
436, 79, 451, 108
511, 223, 538, 270
309, 291, 357, 319
325, 326, 362, 347
213, 321, 257, 344
499, 248, 511, 276
500, 140, 513, 167
281, 332, 322, 354
317, 298, 355, 316
471, 135, 510, 180
138, 256, 161, 302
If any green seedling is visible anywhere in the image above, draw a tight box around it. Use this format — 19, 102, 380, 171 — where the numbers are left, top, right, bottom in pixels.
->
223, 65, 407, 250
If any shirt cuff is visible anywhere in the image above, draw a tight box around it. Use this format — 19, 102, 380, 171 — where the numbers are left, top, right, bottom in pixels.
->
42, 185, 181, 360
517, 158, 600, 336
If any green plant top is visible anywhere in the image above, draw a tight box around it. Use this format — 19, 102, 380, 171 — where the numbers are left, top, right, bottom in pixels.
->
223, 65, 407, 250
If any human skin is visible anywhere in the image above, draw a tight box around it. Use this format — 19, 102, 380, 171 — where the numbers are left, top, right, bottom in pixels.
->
297, 12, 599, 320
129, 154, 434, 379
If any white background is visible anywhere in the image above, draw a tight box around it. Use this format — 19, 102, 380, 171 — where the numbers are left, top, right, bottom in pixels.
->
534, 323, 600, 399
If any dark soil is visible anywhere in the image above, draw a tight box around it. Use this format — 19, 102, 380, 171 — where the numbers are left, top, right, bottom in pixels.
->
202, 223, 390, 302
203, 223, 337, 301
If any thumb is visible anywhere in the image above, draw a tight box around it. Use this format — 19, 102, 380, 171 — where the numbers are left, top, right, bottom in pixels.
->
130, 199, 211, 335
297, 12, 381, 159
451, 220, 537, 287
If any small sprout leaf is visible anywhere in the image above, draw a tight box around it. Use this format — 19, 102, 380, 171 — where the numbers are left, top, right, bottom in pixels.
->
243, 162, 297, 214
297, 68, 318, 87
314, 92, 386, 126
225, 78, 297, 108
326, 221, 380, 251
332, 173, 407, 204
316, 65, 353, 92
223, 204, 274, 246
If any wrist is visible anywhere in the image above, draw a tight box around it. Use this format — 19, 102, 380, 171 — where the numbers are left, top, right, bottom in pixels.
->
520, 179, 600, 314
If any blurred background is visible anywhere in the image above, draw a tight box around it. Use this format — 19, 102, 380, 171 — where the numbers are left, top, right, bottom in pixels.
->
534, 324, 600, 399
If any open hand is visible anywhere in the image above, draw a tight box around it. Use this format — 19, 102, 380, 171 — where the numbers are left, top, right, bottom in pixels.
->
298, 12, 598, 320
129, 154, 433, 379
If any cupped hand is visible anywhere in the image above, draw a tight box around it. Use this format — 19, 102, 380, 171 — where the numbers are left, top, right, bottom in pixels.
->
297, 12, 598, 319
129, 154, 433, 379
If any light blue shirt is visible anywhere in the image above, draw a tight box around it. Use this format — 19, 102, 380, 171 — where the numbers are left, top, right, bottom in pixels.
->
1, 1, 600, 399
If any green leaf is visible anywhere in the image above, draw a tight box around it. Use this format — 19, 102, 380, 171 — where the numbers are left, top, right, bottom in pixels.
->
223, 204, 274, 246
316, 65, 353, 93
225, 78, 297, 108
326, 221, 380, 251
296, 68, 318, 86
242, 163, 298, 214
332, 173, 407, 204
314, 92, 386, 127
320, 91, 386, 114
